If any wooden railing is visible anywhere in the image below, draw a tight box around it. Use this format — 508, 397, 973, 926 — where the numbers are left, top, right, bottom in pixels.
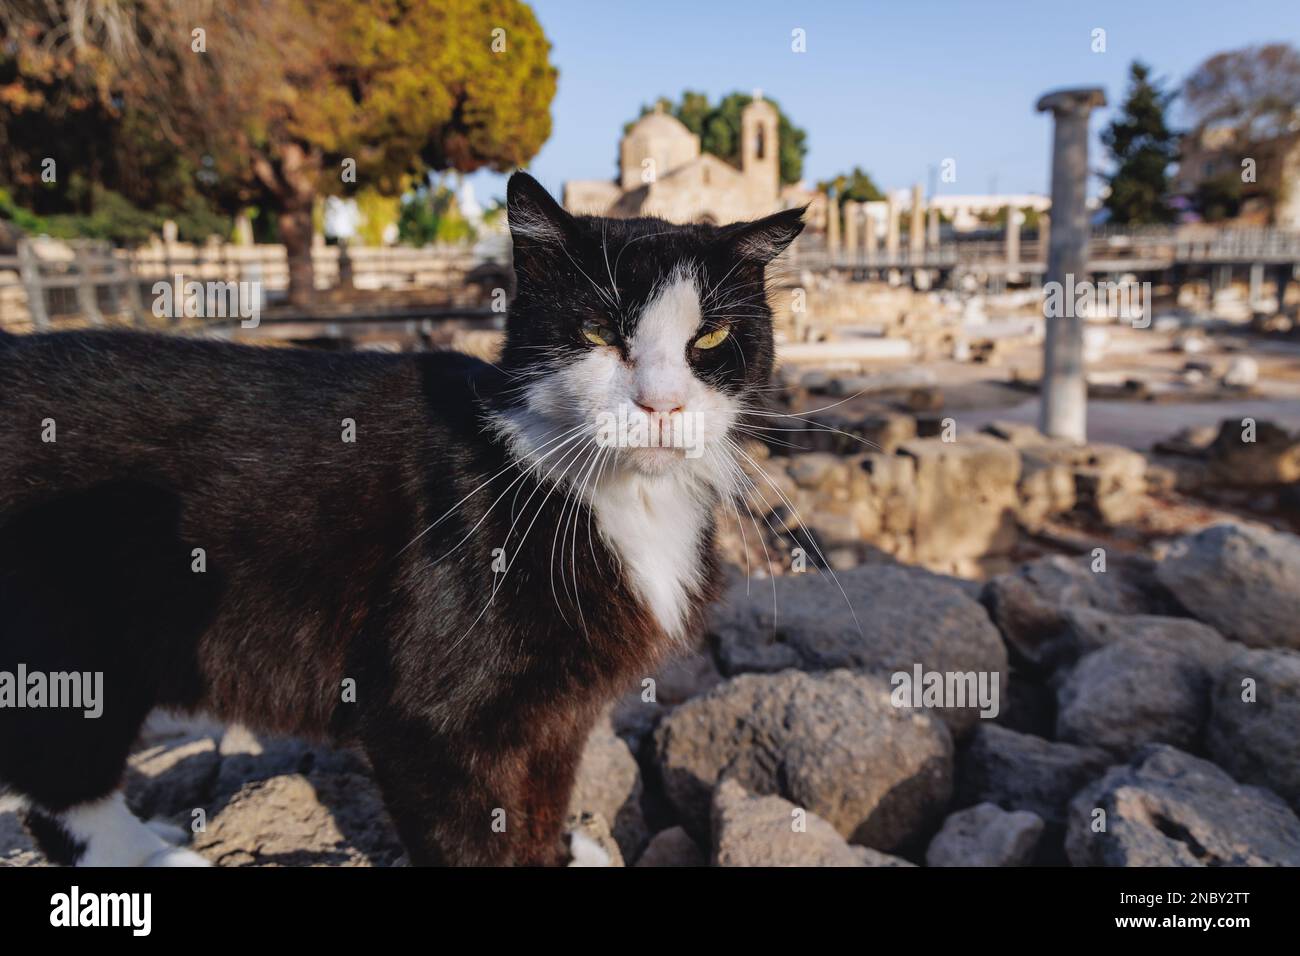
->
0, 235, 511, 333
790, 226, 1300, 272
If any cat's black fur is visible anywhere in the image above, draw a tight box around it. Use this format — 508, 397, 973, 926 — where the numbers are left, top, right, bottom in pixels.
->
0, 172, 802, 865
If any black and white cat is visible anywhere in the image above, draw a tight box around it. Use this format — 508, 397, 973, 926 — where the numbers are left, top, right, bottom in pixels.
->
0, 172, 803, 866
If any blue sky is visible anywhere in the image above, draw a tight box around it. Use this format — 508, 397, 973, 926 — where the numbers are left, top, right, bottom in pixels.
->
463, 0, 1299, 206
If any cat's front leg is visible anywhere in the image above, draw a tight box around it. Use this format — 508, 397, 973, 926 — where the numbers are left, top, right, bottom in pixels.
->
364, 730, 526, 866
513, 734, 586, 867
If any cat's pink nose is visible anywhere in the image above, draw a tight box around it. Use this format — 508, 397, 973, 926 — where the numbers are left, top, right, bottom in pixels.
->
635, 396, 684, 414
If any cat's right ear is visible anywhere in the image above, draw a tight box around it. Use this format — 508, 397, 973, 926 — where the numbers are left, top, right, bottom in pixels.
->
506, 171, 575, 258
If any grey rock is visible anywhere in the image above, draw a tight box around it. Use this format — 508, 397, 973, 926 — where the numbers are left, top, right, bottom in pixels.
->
956, 724, 1110, 827
711, 563, 1006, 735
567, 711, 647, 860
651, 650, 723, 705
655, 669, 952, 850
1156, 523, 1300, 649
634, 826, 707, 867
711, 779, 912, 867
1060, 608, 1234, 671
925, 802, 1044, 867
982, 553, 1178, 668
214, 727, 366, 797
1066, 745, 1300, 866
608, 690, 664, 753
0, 809, 45, 867
1207, 648, 1300, 809
852, 846, 917, 867
125, 735, 221, 820
1056, 637, 1217, 756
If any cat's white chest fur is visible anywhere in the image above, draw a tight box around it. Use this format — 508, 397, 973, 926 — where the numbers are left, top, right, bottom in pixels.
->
591, 470, 708, 639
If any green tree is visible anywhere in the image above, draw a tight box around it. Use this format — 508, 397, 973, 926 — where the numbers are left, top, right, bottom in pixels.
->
990, 206, 1041, 231
1102, 61, 1179, 225
354, 189, 403, 247
628, 91, 809, 185
817, 167, 885, 206
398, 184, 476, 246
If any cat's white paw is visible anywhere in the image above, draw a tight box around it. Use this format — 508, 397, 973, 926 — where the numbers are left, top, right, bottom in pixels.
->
145, 820, 189, 845
145, 847, 211, 867
567, 831, 612, 867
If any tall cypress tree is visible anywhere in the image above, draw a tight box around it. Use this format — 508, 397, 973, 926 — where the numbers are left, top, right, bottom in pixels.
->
1102, 62, 1179, 224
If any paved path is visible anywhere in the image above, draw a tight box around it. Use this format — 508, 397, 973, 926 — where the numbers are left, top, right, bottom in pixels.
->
956, 397, 1300, 450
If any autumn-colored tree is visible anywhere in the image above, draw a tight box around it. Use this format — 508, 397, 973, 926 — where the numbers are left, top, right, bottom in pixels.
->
0, 0, 557, 304
0, 0, 222, 233
1184, 43, 1300, 143
1182, 43, 1300, 225
630, 90, 808, 185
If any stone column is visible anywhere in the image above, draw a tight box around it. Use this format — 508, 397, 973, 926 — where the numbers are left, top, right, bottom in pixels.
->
1038, 213, 1050, 263
927, 207, 940, 249
909, 184, 925, 260
1036, 87, 1105, 443
886, 193, 900, 264
864, 207, 878, 264
1249, 261, 1264, 311
825, 194, 841, 259
843, 201, 859, 263
1005, 205, 1021, 267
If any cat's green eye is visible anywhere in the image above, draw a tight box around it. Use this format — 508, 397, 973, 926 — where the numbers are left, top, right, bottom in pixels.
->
694, 327, 730, 350
582, 323, 615, 346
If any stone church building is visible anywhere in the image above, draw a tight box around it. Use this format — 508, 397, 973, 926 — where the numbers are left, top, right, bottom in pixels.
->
563, 96, 791, 224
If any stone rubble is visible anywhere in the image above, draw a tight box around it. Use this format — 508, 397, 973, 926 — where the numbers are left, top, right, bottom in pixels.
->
4, 437, 1300, 867
925, 802, 1043, 867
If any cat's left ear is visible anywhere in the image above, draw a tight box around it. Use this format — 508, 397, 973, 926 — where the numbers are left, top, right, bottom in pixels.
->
721, 206, 807, 264
506, 171, 576, 254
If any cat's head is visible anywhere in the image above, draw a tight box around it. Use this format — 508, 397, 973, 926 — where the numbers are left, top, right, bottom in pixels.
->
495, 171, 803, 490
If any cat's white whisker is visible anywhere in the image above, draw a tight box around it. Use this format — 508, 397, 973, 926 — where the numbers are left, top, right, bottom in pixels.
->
397, 420, 588, 558
713, 445, 781, 621
415, 425, 592, 575
724, 437, 863, 637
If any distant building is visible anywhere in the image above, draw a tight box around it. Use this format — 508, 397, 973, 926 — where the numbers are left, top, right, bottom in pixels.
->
926, 194, 1051, 232
1172, 126, 1300, 228
564, 95, 793, 224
